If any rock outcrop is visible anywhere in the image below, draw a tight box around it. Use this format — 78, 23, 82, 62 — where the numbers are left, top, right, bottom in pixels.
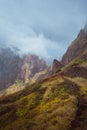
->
50, 59, 64, 74
0, 47, 48, 90
62, 28, 87, 65
0, 47, 22, 89
20, 54, 48, 82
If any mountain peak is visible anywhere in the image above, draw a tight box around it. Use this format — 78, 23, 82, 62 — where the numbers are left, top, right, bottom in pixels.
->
77, 29, 87, 39
51, 59, 63, 73
62, 28, 87, 64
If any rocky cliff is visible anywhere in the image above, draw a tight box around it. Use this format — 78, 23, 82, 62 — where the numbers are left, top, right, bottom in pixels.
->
50, 59, 64, 73
0, 27, 87, 130
0, 47, 48, 90
62, 28, 87, 65
19, 54, 48, 81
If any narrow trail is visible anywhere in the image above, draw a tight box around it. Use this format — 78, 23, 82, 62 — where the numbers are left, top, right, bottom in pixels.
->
71, 99, 87, 130
64, 76, 87, 130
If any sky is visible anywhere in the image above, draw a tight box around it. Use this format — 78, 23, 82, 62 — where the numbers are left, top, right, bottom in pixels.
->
0, 0, 87, 62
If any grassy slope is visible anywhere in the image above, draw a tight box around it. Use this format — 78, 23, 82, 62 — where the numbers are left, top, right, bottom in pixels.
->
61, 51, 87, 78
0, 75, 78, 130
0, 80, 25, 97
0, 51, 87, 130
60, 51, 87, 130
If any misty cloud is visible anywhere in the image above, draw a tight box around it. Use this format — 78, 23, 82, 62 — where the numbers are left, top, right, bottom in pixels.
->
0, 0, 87, 61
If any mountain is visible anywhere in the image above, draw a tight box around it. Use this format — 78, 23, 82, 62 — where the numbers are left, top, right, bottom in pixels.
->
84, 24, 87, 32
19, 54, 48, 82
0, 47, 22, 90
0, 47, 64, 95
0, 48, 48, 91
50, 59, 64, 74
0, 55, 87, 130
0, 57, 64, 97
61, 50, 87, 78
0, 74, 78, 130
0, 27, 87, 130
60, 50, 87, 130
62, 28, 87, 65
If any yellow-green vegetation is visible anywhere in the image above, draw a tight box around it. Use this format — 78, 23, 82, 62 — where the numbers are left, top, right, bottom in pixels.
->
64, 76, 87, 130
30, 70, 48, 84
0, 50, 87, 130
0, 80, 25, 96
61, 58, 84, 73
0, 90, 5, 97
79, 61, 87, 67
65, 77, 87, 100
0, 75, 78, 130
61, 50, 87, 74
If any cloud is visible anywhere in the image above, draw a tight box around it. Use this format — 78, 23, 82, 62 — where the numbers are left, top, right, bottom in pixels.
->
0, 0, 87, 61
0, 18, 63, 59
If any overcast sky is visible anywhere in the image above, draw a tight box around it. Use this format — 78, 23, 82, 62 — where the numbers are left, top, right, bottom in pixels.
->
0, 0, 87, 61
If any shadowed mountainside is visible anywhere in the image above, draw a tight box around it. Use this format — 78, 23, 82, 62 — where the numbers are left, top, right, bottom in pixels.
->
0, 48, 48, 91
0, 47, 22, 90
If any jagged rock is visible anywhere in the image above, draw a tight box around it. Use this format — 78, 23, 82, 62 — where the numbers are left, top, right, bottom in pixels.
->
0, 47, 22, 89
20, 54, 48, 81
50, 59, 64, 74
61, 51, 87, 78
0, 48, 48, 90
62, 29, 87, 65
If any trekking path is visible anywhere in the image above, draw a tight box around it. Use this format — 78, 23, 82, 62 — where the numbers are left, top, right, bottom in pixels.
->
65, 77, 87, 130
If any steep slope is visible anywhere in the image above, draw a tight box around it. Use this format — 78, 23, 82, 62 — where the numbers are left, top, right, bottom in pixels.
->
0, 81, 25, 96
0, 27, 87, 130
62, 28, 87, 65
30, 70, 48, 84
0, 48, 48, 91
20, 55, 48, 81
50, 59, 64, 74
60, 50, 87, 130
0, 64, 87, 130
0, 47, 22, 90
0, 75, 78, 130
60, 25, 87, 129
67, 77, 87, 130
61, 50, 87, 78
0, 57, 64, 97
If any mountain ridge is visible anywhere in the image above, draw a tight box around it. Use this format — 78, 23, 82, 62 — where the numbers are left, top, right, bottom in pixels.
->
0, 27, 87, 130
62, 28, 87, 64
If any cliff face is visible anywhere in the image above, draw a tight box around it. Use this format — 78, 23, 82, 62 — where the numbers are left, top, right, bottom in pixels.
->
0, 48, 48, 90
61, 50, 87, 78
19, 55, 48, 81
0, 47, 22, 90
50, 59, 64, 74
62, 29, 87, 65
0, 27, 87, 130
